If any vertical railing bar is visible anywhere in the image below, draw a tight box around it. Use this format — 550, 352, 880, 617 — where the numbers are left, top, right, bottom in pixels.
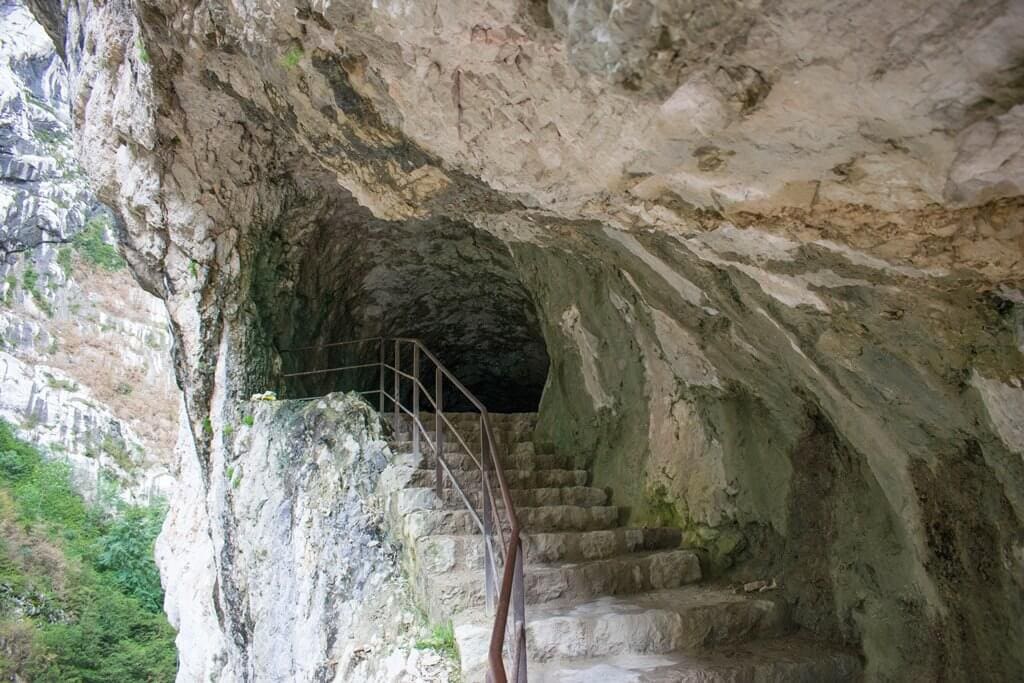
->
489, 537, 519, 683
378, 338, 385, 414
513, 536, 527, 682
434, 361, 444, 499
393, 340, 401, 435
412, 345, 420, 460
482, 417, 495, 613
487, 429, 508, 563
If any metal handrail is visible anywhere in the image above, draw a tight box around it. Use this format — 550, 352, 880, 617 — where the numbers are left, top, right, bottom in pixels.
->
277, 336, 385, 352
280, 337, 528, 682
282, 362, 380, 378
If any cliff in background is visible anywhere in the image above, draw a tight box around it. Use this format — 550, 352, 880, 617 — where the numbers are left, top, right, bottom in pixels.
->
0, 0, 179, 502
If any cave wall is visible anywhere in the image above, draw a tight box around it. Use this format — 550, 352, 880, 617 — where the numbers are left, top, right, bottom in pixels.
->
496, 215, 1024, 678
29, 0, 1024, 680
248, 190, 548, 409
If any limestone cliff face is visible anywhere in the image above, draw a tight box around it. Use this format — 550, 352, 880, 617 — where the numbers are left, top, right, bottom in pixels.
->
28, 0, 1024, 680
0, 0, 178, 502
156, 393, 454, 682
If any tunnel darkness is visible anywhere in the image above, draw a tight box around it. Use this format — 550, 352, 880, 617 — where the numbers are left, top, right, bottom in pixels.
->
251, 189, 549, 413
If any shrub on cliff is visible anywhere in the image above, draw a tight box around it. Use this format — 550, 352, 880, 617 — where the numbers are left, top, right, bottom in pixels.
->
72, 215, 125, 272
0, 420, 176, 681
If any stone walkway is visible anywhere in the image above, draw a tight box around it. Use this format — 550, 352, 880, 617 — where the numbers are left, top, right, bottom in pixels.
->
383, 413, 861, 682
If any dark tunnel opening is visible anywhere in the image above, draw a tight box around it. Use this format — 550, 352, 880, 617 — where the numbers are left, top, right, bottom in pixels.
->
254, 192, 549, 413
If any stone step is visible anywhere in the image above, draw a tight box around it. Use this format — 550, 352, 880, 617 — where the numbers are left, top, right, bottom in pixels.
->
390, 485, 608, 520
407, 468, 588, 489
414, 411, 538, 427
524, 587, 789, 661
522, 636, 863, 683
394, 413, 537, 442
416, 526, 682, 573
442, 486, 608, 509
432, 451, 576, 472
390, 438, 466, 454
415, 534, 489, 574
403, 505, 620, 538
453, 587, 798, 680
392, 438, 557, 462
419, 550, 701, 622
399, 450, 574, 472
526, 526, 684, 564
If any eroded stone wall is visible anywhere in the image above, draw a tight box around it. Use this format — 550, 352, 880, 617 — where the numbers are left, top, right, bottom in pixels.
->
507, 219, 1023, 678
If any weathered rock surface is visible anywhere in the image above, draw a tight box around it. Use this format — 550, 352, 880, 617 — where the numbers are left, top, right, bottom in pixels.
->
25, 0, 1024, 680
156, 392, 457, 681
0, 0, 178, 501
0, 0, 87, 256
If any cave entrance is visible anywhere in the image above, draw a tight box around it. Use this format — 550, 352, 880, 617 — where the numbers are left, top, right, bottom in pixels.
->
256, 195, 549, 413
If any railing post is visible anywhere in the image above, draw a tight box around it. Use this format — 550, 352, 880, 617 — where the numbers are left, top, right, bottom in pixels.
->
482, 419, 495, 612
393, 339, 401, 435
412, 345, 420, 459
378, 338, 385, 415
304, 336, 529, 680
434, 366, 444, 499
513, 538, 527, 682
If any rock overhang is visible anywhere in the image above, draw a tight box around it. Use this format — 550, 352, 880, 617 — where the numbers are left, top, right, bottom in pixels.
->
24, 0, 1024, 679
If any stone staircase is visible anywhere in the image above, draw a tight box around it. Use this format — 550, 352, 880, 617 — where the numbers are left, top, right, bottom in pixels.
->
382, 412, 861, 682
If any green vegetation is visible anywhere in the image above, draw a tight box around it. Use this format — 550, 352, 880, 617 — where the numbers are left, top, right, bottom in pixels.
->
241, 415, 254, 427
99, 436, 134, 472
21, 265, 52, 317
33, 128, 67, 146
24, 91, 59, 117
415, 621, 458, 660
21, 267, 37, 292
94, 505, 166, 612
56, 247, 73, 276
136, 40, 149, 64
0, 420, 176, 681
73, 215, 126, 272
642, 483, 748, 574
114, 382, 133, 396
280, 46, 303, 69
226, 465, 242, 489
44, 373, 79, 392
188, 260, 198, 278
202, 417, 213, 436
645, 483, 684, 528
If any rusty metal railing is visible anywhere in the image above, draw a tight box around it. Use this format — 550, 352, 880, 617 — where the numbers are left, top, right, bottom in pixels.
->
279, 337, 527, 682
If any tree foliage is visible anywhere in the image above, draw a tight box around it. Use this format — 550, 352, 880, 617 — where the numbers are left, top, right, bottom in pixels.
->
0, 420, 176, 681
